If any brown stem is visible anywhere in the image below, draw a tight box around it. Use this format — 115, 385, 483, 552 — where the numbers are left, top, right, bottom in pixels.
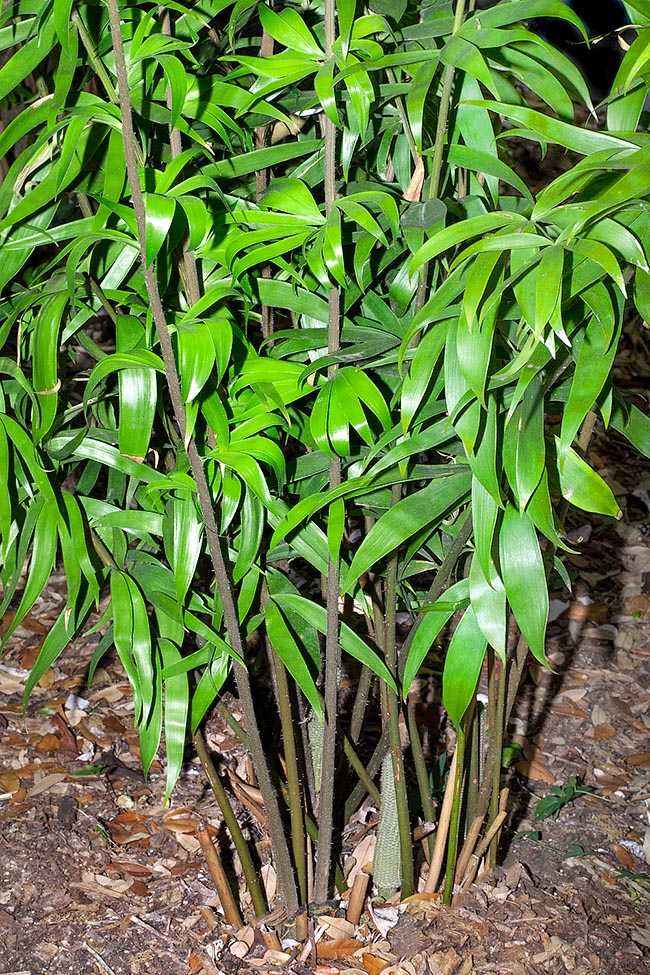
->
343, 724, 390, 822
407, 696, 437, 860
198, 828, 243, 927
193, 731, 267, 917
424, 746, 458, 893
106, 0, 298, 917
346, 872, 370, 926
266, 639, 307, 906
339, 722, 381, 805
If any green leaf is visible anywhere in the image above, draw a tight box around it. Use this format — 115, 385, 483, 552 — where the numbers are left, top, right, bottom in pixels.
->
566, 237, 626, 295
272, 592, 397, 692
144, 193, 176, 267
0, 417, 56, 502
442, 606, 487, 727
311, 379, 350, 457
23, 591, 96, 706
50, 434, 164, 485
499, 505, 548, 665
267, 568, 321, 664
510, 375, 545, 509
0, 422, 11, 557
337, 367, 391, 438
343, 470, 471, 593
207, 140, 322, 180
1, 497, 58, 650
456, 306, 495, 406
555, 440, 621, 517
160, 639, 189, 801
410, 213, 522, 274
266, 599, 322, 716
469, 553, 506, 660
401, 578, 470, 693
408, 59, 439, 152
117, 364, 157, 462
163, 493, 203, 606
159, 54, 188, 130
337, 0, 356, 57
0, 15, 57, 103
139, 652, 162, 779
261, 177, 324, 223
401, 322, 448, 433
327, 497, 346, 564
466, 392, 500, 501
472, 475, 499, 580
560, 317, 620, 453
32, 294, 66, 441
462, 252, 502, 332
343, 55, 374, 142
233, 483, 264, 582
110, 571, 155, 725
323, 208, 346, 287
259, 3, 323, 57
610, 397, 650, 457
527, 469, 571, 550
478, 101, 635, 157
176, 321, 216, 404
534, 246, 564, 334
85, 351, 166, 402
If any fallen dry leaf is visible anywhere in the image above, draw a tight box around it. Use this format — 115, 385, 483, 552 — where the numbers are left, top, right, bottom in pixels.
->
317, 938, 362, 960
612, 843, 638, 871
625, 751, 650, 767
316, 915, 356, 940
345, 830, 376, 885
50, 713, 78, 756
105, 861, 152, 877
249, 948, 292, 966
228, 925, 254, 958
129, 879, 150, 897
0, 770, 20, 792
590, 704, 610, 727
382, 963, 416, 975
162, 817, 198, 833
34, 733, 60, 754
26, 772, 67, 798
362, 953, 392, 975
366, 902, 401, 937
515, 758, 556, 784
401, 892, 442, 918
105, 812, 151, 846
593, 768, 632, 791
630, 927, 650, 949
594, 723, 617, 741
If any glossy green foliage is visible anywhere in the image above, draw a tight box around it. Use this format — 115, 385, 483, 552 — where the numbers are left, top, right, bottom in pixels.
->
0, 0, 648, 817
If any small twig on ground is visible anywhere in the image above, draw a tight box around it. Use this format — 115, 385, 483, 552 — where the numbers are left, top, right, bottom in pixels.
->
83, 941, 116, 975
129, 914, 167, 940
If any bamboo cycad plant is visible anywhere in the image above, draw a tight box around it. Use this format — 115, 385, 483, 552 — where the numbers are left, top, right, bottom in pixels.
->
1, 0, 650, 919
